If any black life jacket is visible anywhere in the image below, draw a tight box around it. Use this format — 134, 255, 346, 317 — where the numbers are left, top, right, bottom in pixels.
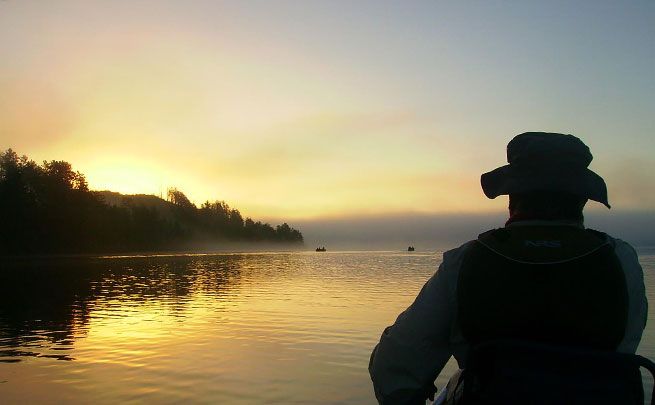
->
456, 226, 628, 350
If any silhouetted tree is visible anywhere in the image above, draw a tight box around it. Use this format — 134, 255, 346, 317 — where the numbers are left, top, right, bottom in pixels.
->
167, 187, 195, 210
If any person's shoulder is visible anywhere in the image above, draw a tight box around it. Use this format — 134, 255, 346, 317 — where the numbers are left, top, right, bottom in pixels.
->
611, 237, 640, 263
587, 230, 641, 268
442, 240, 477, 261
438, 240, 479, 277
588, 229, 639, 257
439, 229, 506, 273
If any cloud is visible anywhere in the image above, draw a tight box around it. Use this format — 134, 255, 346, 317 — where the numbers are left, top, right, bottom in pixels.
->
604, 157, 655, 209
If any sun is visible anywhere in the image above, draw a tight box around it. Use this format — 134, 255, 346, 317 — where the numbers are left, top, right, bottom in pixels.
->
82, 155, 167, 197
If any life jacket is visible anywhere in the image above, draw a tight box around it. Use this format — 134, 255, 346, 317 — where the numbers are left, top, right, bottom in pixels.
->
456, 226, 628, 350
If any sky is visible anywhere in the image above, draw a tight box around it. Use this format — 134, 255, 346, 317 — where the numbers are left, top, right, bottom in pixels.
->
1, 1, 654, 221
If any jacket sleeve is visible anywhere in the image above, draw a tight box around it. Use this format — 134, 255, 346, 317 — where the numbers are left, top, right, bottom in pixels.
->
368, 244, 470, 404
614, 239, 648, 353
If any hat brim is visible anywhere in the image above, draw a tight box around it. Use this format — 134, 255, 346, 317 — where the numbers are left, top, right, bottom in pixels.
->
481, 165, 610, 208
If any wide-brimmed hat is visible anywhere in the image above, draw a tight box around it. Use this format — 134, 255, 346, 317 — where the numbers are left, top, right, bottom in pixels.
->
481, 132, 610, 208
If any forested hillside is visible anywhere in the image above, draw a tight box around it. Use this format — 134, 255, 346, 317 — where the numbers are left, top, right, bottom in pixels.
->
0, 149, 303, 255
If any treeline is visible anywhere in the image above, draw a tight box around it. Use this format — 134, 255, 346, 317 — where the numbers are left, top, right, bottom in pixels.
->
0, 149, 303, 255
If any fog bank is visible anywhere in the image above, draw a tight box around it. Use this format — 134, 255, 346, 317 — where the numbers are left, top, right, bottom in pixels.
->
290, 211, 655, 252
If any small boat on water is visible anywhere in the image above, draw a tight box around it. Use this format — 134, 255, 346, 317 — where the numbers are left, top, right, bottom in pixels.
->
316, 247, 326, 252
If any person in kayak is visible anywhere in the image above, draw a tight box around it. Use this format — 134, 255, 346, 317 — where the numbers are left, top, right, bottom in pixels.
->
368, 132, 648, 404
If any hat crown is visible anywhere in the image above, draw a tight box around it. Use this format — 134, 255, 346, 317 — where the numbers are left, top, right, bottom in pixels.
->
507, 132, 593, 170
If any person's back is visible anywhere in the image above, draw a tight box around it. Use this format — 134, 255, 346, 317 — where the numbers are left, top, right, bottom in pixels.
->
458, 224, 627, 350
368, 132, 648, 404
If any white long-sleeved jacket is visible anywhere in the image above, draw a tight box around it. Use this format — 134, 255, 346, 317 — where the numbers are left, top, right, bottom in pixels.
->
368, 221, 648, 404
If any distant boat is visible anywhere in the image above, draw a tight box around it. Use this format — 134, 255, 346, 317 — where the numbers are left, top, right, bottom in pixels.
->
316, 247, 326, 252
407, 246, 415, 252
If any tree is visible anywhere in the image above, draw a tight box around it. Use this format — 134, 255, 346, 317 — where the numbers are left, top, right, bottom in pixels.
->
167, 188, 196, 210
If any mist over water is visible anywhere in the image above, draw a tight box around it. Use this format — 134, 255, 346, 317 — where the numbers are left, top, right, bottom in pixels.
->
292, 210, 655, 252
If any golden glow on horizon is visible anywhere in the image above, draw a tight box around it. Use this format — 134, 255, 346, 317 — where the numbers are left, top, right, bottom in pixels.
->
82, 155, 167, 197
2, 1, 653, 219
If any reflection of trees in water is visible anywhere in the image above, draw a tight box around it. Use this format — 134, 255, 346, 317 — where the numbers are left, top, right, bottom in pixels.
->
0, 255, 245, 362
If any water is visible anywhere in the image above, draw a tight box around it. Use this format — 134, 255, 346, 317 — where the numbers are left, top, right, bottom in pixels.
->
0, 251, 653, 404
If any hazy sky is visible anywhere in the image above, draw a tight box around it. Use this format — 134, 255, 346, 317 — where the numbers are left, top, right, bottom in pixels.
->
1, 1, 653, 220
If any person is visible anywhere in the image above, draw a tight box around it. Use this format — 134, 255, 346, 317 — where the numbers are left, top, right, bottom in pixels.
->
368, 132, 648, 404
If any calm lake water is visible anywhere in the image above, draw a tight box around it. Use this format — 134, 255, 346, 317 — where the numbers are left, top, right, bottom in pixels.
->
1, 250, 654, 404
